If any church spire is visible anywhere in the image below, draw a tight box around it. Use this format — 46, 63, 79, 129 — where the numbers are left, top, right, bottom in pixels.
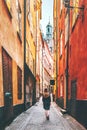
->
45, 19, 53, 53
46, 19, 52, 40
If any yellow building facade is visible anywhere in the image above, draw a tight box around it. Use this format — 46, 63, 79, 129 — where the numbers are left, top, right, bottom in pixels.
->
25, 0, 42, 107
53, 0, 57, 98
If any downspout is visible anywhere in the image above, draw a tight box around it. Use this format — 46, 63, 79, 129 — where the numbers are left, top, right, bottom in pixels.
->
42, 38, 44, 95
66, 1, 70, 111
35, 2, 37, 102
56, 0, 58, 101
24, 0, 26, 110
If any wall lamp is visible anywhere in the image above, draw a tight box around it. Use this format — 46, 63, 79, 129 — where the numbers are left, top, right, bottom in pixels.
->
63, 0, 84, 10
63, 0, 84, 19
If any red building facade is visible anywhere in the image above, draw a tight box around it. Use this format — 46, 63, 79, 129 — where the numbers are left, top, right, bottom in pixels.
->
54, 0, 87, 128
68, 0, 87, 128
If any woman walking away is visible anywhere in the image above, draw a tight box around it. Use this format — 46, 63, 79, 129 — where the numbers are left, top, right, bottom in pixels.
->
42, 88, 51, 120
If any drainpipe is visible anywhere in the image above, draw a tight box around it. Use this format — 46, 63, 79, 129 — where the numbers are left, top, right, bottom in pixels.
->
42, 39, 44, 95
66, 1, 70, 111
24, 0, 26, 110
35, 2, 37, 102
56, 0, 58, 101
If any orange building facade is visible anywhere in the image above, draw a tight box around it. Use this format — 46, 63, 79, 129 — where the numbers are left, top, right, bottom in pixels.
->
53, 0, 67, 108
0, 0, 42, 127
0, 0, 24, 125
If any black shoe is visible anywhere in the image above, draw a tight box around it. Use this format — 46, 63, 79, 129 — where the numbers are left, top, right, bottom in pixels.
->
46, 116, 49, 120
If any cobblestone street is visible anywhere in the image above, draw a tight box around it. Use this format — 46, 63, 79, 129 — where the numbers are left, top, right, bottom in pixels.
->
5, 98, 86, 130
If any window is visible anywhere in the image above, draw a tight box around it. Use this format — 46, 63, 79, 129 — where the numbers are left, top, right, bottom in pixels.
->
72, 0, 79, 29
27, 1, 33, 35
65, 14, 69, 45
16, 0, 22, 42
17, 66, 22, 99
33, 0, 36, 10
26, 0, 30, 14
27, 13, 33, 35
4, 0, 12, 17
48, 28, 50, 33
27, 0, 31, 26
60, 0, 63, 13
60, 0, 63, 10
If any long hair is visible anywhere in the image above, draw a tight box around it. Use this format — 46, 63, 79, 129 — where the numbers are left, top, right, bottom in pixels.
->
43, 88, 49, 98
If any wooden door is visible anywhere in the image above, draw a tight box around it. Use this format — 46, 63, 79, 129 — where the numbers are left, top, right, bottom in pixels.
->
71, 80, 77, 118
2, 48, 13, 121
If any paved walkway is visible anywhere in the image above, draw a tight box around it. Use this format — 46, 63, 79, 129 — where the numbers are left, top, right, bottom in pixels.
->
5, 98, 86, 130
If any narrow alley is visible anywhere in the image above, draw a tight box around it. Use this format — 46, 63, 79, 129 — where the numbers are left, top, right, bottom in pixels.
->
0, 0, 87, 129
5, 98, 86, 130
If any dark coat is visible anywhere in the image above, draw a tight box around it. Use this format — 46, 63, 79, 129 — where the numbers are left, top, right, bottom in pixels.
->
42, 94, 51, 110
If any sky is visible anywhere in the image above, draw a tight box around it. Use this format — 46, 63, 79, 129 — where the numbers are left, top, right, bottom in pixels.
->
40, 0, 53, 35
